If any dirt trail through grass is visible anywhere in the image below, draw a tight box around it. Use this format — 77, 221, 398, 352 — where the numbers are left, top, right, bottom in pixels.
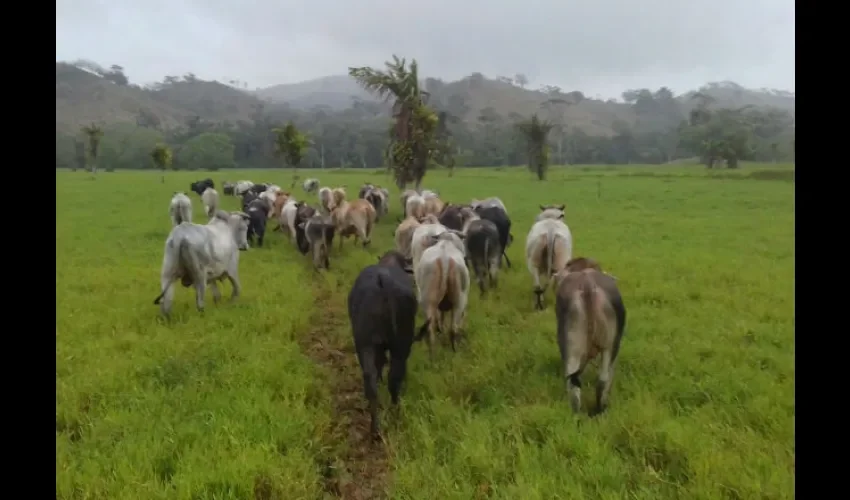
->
298, 274, 389, 500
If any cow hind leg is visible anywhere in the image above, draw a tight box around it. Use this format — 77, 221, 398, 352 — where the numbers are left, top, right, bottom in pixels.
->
533, 271, 546, 311
182, 252, 207, 312
472, 260, 486, 296
427, 310, 439, 363
568, 371, 583, 413
595, 350, 615, 415
357, 348, 382, 439
210, 280, 222, 304
194, 275, 207, 312
226, 269, 242, 302
388, 355, 407, 405
489, 255, 500, 290
375, 348, 387, 383
159, 277, 176, 318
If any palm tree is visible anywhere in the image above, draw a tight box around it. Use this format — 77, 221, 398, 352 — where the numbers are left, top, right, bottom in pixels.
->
516, 114, 554, 180
150, 143, 173, 183
349, 55, 440, 189
80, 124, 104, 175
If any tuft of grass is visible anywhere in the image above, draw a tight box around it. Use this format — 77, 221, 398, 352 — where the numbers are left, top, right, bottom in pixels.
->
57, 164, 794, 499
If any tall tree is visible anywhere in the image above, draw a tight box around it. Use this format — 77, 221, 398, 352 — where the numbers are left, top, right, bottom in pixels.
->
272, 122, 310, 186
516, 114, 554, 180
80, 124, 104, 175
150, 143, 173, 183
349, 55, 440, 189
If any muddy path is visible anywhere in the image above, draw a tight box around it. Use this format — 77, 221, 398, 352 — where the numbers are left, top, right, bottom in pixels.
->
299, 276, 390, 500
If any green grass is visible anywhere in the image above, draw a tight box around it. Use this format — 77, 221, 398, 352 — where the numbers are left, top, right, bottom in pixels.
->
56, 164, 795, 499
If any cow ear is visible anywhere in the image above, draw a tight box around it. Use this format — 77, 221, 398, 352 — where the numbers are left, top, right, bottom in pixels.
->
539, 205, 547, 212
558, 213, 565, 219
557, 204, 566, 211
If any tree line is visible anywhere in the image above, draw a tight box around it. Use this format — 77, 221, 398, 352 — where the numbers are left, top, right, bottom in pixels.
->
56, 56, 795, 184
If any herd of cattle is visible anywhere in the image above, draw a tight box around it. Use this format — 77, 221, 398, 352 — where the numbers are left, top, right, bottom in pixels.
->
157, 176, 627, 438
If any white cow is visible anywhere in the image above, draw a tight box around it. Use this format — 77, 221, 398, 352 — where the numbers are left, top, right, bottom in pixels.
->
201, 187, 220, 219
234, 180, 255, 196
280, 198, 299, 240
153, 210, 250, 317
169, 192, 192, 227
415, 230, 470, 360
410, 219, 448, 289
525, 205, 573, 310
318, 187, 334, 214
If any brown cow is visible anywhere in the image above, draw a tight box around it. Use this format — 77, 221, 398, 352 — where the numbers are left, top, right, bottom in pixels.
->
394, 214, 439, 260
331, 198, 376, 249
272, 191, 291, 230
438, 203, 476, 231
422, 195, 446, 218
552, 257, 626, 414
331, 186, 347, 209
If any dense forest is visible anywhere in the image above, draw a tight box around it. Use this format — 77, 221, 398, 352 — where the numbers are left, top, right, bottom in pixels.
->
55, 59, 795, 175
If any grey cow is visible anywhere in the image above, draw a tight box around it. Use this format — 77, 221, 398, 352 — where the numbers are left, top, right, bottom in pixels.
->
153, 210, 250, 317
299, 214, 335, 270
552, 257, 626, 414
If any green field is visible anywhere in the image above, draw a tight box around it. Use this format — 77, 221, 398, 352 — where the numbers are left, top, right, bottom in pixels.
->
56, 165, 795, 500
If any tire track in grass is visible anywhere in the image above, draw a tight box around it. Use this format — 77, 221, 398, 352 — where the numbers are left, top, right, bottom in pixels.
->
298, 272, 389, 500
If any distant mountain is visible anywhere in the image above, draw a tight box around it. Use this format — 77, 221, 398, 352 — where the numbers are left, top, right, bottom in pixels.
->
678, 81, 795, 115
254, 74, 795, 136
56, 59, 794, 138
56, 62, 264, 134
254, 75, 375, 110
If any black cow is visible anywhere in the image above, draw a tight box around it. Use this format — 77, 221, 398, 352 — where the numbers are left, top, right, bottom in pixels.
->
348, 250, 419, 439
473, 205, 513, 268
249, 183, 269, 195
223, 182, 235, 196
190, 178, 214, 196
245, 198, 270, 247
241, 191, 259, 210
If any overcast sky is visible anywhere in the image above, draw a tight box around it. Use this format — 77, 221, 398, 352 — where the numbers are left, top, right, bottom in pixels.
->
56, 0, 795, 99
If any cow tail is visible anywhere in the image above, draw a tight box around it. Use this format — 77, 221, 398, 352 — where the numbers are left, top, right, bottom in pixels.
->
153, 239, 187, 305
377, 271, 399, 338
580, 276, 604, 339
546, 228, 557, 277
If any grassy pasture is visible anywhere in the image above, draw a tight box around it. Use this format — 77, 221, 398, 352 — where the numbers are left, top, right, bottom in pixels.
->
56, 165, 795, 499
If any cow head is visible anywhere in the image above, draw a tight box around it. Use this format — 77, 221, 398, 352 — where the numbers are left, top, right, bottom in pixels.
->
537, 204, 566, 221
229, 212, 251, 251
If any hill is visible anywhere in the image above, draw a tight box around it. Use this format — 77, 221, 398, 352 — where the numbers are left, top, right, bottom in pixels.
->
56, 62, 264, 134
254, 75, 373, 110
255, 73, 794, 137
677, 81, 795, 115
